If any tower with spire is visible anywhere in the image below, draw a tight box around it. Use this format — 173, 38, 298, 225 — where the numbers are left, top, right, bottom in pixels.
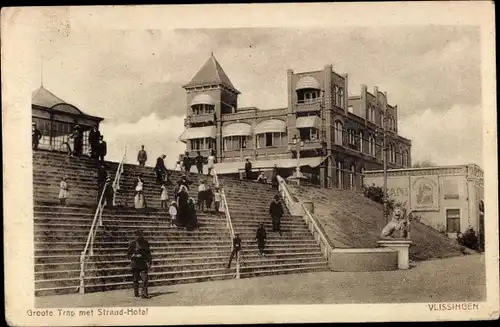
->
181, 53, 240, 159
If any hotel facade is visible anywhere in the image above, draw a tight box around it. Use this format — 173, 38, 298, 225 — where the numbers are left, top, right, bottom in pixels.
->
179, 54, 412, 189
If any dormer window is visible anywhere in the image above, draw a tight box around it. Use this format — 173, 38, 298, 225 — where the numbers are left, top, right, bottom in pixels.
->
295, 76, 321, 104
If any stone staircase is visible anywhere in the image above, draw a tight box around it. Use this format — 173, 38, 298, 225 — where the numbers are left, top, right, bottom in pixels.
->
33, 151, 329, 296
33, 151, 232, 296
219, 177, 329, 278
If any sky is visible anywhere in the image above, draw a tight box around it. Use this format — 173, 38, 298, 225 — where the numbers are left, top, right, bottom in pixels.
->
31, 12, 483, 168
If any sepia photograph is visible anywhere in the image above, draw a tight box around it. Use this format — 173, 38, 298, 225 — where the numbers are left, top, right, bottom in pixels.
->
2, 2, 498, 325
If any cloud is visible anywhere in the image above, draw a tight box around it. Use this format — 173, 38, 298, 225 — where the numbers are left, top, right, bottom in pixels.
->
99, 113, 186, 168
399, 105, 483, 167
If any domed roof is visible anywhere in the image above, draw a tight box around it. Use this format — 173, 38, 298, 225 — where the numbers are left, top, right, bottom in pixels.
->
190, 94, 215, 106
295, 76, 321, 91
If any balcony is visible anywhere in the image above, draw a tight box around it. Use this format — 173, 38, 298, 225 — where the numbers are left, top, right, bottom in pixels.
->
295, 99, 321, 113
186, 113, 215, 125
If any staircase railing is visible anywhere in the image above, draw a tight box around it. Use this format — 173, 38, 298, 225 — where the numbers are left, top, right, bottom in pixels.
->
112, 147, 127, 206
212, 169, 240, 279
78, 181, 108, 293
277, 175, 334, 263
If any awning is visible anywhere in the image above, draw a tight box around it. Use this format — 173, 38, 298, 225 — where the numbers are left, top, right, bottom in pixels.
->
179, 126, 216, 142
222, 123, 252, 137
190, 94, 215, 106
255, 119, 287, 134
213, 156, 328, 174
295, 76, 321, 91
296, 116, 321, 129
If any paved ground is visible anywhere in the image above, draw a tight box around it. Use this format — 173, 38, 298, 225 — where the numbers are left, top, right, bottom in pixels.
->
36, 254, 485, 307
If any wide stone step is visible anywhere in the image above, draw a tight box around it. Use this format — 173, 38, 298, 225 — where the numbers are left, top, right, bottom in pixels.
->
240, 264, 327, 278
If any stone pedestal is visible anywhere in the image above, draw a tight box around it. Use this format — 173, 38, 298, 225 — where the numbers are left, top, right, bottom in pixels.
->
376, 239, 413, 270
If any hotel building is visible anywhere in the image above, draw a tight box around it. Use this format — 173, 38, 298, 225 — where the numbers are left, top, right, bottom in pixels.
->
179, 54, 412, 189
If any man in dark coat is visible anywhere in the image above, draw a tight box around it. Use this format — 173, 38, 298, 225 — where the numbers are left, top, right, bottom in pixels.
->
72, 125, 83, 157
104, 177, 114, 207
127, 229, 152, 298
155, 155, 167, 184
96, 135, 107, 165
271, 164, 279, 189
183, 152, 192, 174
88, 125, 101, 159
194, 151, 205, 174
244, 158, 253, 180
137, 145, 147, 166
32, 122, 42, 150
255, 222, 267, 255
227, 233, 242, 269
269, 194, 284, 235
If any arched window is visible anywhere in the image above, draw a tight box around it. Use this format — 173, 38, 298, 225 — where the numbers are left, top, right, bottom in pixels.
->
402, 149, 409, 167
339, 88, 344, 109
368, 134, 375, 156
348, 129, 356, 145
334, 121, 343, 145
369, 106, 375, 123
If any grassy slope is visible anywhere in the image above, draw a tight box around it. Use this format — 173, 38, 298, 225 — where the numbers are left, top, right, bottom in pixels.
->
288, 185, 466, 261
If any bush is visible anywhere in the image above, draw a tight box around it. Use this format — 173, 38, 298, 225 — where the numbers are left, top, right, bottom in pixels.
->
362, 184, 397, 218
457, 227, 479, 251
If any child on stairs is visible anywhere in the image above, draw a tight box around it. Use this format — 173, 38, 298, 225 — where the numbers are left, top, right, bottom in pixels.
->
160, 182, 169, 210
168, 200, 178, 228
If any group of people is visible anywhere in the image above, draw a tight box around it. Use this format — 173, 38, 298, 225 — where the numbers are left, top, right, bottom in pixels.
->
196, 180, 222, 213
88, 125, 107, 164
243, 159, 280, 190
176, 150, 216, 175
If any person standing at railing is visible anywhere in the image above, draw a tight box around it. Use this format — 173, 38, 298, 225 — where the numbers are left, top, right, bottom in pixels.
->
213, 187, 222, 215
127, 229, 152, 299
32, 122, 42, 150
255, 222, 267, 256
271, 164, 279, 190
207, 150, 215, 176
137, 145, 148, 167
96, 135, 107, 166
88, 125, 101, 160
72, 125, 83, 157
269, 194, 284, 236
226, 233, 242, 269
58, 176, 69, 205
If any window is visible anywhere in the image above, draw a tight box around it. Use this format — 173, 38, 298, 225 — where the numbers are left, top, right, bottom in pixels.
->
359, 131, 364, 152
369, 135, 375, 156
339, 88, 344, 109
334, 86, 339, 106
348, 129, 356, 145
402, 150, 409, 166
336, 162, 344, 189
348, 105, 354, 113
299, 128, 318, 141
192, 104, 215, 115
256, 132, 286, 148
334, 121, 343, 145
369, 106, 375, 122
223, 136, 249, 151
446, 209, 461, 233
298, 90, 319, 103
190, 138, 214, 150
349, 165, 355, 190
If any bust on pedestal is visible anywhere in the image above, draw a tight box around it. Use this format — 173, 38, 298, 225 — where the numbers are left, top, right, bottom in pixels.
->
377, 206, 413, 270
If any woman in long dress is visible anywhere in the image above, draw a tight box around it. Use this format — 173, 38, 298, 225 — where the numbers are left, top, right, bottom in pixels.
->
58, 176, 69, 205
176, 184, 189, 227
186, 197, 198, 231
134, 176, 146, 209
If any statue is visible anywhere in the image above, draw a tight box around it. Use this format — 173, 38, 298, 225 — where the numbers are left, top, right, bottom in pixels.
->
381, 204, 412, 239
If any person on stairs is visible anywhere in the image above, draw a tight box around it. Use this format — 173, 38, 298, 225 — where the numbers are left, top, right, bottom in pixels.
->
255, 222, 267, 256
195, 151, 205, 174
269, 194, 284, 236
104, 177, 114, 208
58, 176, 69, 205
227, 233, 242, 269
186, 197, 199, 231
207, 150, 216, 176
137, 145, 148, 167
257, 171, 268, 184
197, 180, 206, 212
183, 152, 192, 174
213, 187, 222, 215
88, 125, 101, 160
134, 175, 147, 209
97, 135, 107, 165
244, 158, 253, 180
176, 183, 189, 227
72, 125, 83, 157
155, 155, 167, 185
168, 200, 178, 228
127, 229, 152, 299
32, 122, 42, 150
160, 181, 169, 210
271, 164, 279, 190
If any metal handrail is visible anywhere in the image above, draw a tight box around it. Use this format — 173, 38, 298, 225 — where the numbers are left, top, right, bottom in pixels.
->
277, 175, 334, 261
78, 181, 108, 293
112, 147, 127, 206
212, 169, 239, 279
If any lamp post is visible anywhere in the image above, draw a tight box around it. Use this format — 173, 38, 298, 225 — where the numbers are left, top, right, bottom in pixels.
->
292, 135, 305, 186
375, 119, 388, 223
